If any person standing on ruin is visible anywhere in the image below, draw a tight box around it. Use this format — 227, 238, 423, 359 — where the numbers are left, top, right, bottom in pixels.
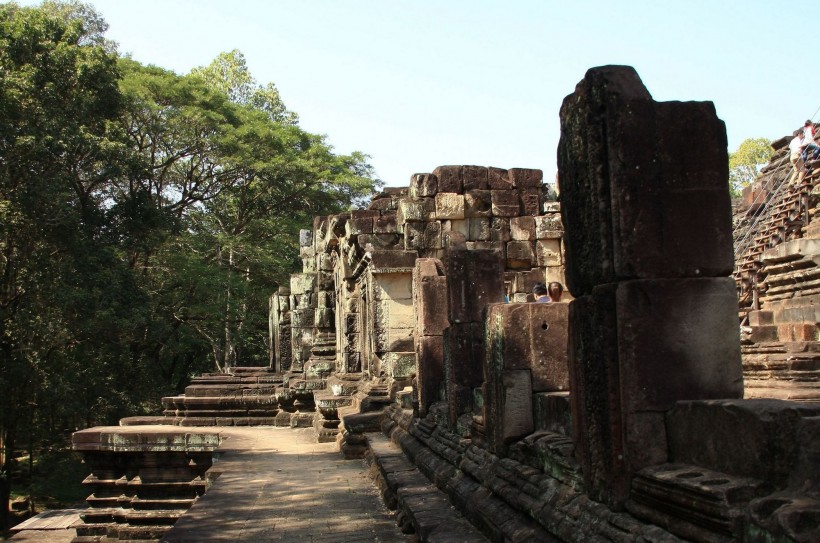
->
789, 129, 811, 186
804, 120, 816, 142
801, 120, 820, 165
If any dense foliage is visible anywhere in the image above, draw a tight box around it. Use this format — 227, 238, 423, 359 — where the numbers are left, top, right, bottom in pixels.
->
0, 1, 379, 528
729, 137, 774, 197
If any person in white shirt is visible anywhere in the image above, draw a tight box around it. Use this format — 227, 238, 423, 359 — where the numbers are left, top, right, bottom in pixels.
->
789, 130, 810, 185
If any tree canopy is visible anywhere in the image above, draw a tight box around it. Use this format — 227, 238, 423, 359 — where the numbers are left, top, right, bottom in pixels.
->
729, 137, 774, 197
0, 1, 379, 528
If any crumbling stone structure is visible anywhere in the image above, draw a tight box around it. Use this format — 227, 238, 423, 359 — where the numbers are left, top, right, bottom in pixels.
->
67, 65, 819, 543
365, 67, 819, 543
734, 125, 820, 402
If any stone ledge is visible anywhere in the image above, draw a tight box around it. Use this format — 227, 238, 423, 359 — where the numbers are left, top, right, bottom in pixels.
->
365, 431, 489, 542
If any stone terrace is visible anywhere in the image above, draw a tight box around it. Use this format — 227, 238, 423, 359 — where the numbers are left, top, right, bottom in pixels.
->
55, 65, 820, 543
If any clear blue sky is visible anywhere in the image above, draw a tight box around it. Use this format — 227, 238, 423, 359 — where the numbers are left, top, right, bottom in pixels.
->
18, 0, 820, 187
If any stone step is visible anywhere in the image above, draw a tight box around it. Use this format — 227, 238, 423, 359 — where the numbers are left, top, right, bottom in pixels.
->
183, 384, 280, 397
130, 498, 196, 510
315, 394, 354, 410
119, 416, 175, 426
122, 509, 185, 525
626, 463, 770, 542
365, 432, 490, 542
287, 378, 327, 391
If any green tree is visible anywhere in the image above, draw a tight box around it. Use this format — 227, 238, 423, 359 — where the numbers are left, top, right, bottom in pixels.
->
0, 2, 381, 526
191, 49, 298, 125
121, 57, 379, 371
0, 1, 128, 529
729, 137, 774, 197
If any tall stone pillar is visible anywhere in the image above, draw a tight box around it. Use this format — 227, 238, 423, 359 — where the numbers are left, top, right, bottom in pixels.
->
557, 65, 743, 508
413, 258, 449, 416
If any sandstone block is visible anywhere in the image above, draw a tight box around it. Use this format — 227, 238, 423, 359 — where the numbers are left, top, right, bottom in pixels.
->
558, 66, 733, 295
464, 189, 492, 218
533, 391, 572, 436
490, 217, 511, 242
484, 369, 534, 455
397, 198, 435, 226
444, 322, 486, 425
666, 399, 820, 489
544, 266, 567, 287
485, 302, 569, 393
509, 168, 543, 188
491, 190, 520, 217
345, 352, 361, 372
569, 277, 743, 506
299, 229, 313, 248
404, 220, 442, 250
372, 272, 412, 301
488, 167, 513, 190
435, 193, 465, 220
314, 307, 334, 328
374, 299, 415, 352
417, 335, 445, 415
474, 241, 505, 260
317, 291, 333, 308
433, 165, 463, 193
374, 215, 397, 233
351, 209, 379, 219
519, 188, 542, 217
344, 313, 359, 334
463, 165, 489, 190
358, 233, 401, 251
319, 253, 334, 271
535, 214, 563, 239
506, 241, 535, 269
301, 257, 316, 273
446, 248, 504, 324
383, 352, 416, 379
413, 258, 449, 336
444, 219, 470, 238
536, 239, 562, 267
616, 277, 743, 413
467, 218, 491, 241
317, 271, 333, 290
410, 173, 438, 198
370, 250, 418, 270
290, 273, 316, 295
368, 196, 397, 212
510, 217, 536, 240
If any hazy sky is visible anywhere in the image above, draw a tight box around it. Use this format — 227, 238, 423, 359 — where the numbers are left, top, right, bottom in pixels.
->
17, 0, 820, 187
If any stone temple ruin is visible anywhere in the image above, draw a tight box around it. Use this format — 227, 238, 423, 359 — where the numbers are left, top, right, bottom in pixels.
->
31, 66, 819, 543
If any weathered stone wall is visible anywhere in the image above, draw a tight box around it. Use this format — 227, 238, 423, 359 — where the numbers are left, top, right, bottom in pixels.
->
557, 65, 743, 508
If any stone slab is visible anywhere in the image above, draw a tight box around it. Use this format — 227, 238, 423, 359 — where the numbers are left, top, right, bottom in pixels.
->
558, 65, 733, 296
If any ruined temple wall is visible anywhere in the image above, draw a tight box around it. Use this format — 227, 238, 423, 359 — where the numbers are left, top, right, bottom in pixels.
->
557, 65, 744, 507
274, 166, 566, 401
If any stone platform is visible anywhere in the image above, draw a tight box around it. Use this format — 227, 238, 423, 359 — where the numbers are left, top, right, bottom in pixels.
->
160, 426, 411, 543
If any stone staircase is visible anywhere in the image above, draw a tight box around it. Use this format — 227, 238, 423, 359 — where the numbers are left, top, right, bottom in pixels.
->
734, 168, 818, 310
121, 366, 398, 444
71, 429, 218, 543
733, 129, 820, 402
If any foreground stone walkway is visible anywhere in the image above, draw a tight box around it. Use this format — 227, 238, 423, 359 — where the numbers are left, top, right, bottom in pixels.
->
162, 427, 411, 543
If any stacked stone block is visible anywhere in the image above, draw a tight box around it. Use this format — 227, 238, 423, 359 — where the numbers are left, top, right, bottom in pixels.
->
269, 286, 292, 372
271, 165, 558, 444
557, 65, 744, 507
412, 259, 449, 416
71, 428, 218, 542
483, 302, 569, 455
